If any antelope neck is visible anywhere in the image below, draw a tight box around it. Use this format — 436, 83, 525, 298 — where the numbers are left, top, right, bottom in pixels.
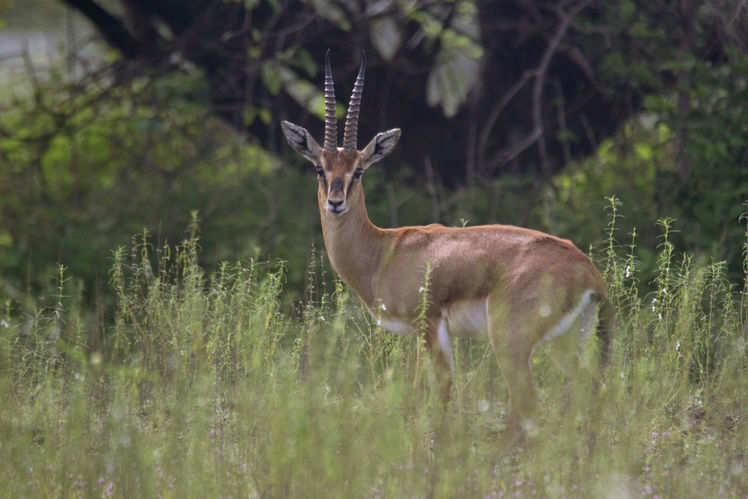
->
319, 190, 389, 306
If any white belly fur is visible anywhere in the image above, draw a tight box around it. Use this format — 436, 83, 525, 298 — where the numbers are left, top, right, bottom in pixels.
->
375, 315, 415, 335
368, 299, 488, 338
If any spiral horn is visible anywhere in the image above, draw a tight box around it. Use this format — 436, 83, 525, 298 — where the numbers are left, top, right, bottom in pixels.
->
323, 49, 338, 151
342, 52, 366, 152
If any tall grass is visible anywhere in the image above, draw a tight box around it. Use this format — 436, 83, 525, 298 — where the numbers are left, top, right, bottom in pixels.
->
1, 211, 747, 498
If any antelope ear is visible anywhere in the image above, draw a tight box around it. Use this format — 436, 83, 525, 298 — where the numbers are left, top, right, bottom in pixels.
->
281, 120, 322, 164
360, 129, 401, 169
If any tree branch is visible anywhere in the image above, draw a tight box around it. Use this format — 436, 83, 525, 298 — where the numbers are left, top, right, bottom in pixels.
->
60, 0, 141, 58
532, 0, 592, 177
479, 70, 533, 171
482, 0, 591, 176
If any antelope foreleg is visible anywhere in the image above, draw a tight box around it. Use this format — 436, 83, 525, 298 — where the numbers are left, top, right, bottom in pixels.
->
416, 317, 454, 403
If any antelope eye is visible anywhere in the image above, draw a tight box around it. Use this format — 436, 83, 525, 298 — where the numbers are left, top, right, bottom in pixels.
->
353, 168, 363, 180
315, 166, 324, 177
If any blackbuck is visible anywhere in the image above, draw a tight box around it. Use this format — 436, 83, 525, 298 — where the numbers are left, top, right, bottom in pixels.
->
281, 52, 613, 435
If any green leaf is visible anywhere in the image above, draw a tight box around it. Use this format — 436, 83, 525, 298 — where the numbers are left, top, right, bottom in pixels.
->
634, 143, 652, 161
261, 64, 283, 95
371, 18, 402, 61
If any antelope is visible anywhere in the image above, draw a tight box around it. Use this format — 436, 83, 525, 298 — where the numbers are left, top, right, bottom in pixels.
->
280, 52, 613, 435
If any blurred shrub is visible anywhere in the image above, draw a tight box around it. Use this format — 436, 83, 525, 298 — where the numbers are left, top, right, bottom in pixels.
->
0, 75, 322, 305
546, 48, 748, 284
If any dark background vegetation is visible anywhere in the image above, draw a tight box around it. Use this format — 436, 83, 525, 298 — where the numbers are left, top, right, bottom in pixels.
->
1, 0, 747, 310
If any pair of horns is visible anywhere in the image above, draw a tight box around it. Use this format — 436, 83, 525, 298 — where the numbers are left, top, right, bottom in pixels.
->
323, 50, 365, 152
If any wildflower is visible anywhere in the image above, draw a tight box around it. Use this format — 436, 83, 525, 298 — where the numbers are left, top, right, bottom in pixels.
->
1, 319, 9, 328
418, 286, 425, 293
675, 340, 680, 352
539, 304, 551, 317
90, 352, 103, 366
625, 265, 631, 278
651, 432, 658, 438
380, 303, 387, 311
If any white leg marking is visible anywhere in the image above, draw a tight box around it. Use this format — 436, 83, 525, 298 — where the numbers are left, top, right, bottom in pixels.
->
577, 299, 599, 344
544, 289, 596, 341
529, 289, 596, 367
437, 317, 455, 375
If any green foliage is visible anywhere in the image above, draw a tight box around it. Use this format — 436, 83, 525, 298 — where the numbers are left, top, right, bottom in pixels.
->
574, 6, 748, 285
0, 74, 323, 303
1, 218, 747, 497
547, 97, 748, 286
652, 49, 748, 273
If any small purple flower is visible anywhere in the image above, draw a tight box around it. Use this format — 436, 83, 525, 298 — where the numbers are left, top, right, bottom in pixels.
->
644, 466, 651, 473
651, 432, 658, 438
104, 481, 114, 497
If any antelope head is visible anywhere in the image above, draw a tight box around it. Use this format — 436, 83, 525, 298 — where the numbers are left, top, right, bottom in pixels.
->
281, 51, 401, 216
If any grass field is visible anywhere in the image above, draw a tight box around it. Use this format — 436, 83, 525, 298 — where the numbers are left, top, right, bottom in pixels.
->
1, 215, 747, 498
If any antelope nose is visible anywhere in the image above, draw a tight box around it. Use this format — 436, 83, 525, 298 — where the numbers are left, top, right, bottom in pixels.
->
328, 199, 344, 210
